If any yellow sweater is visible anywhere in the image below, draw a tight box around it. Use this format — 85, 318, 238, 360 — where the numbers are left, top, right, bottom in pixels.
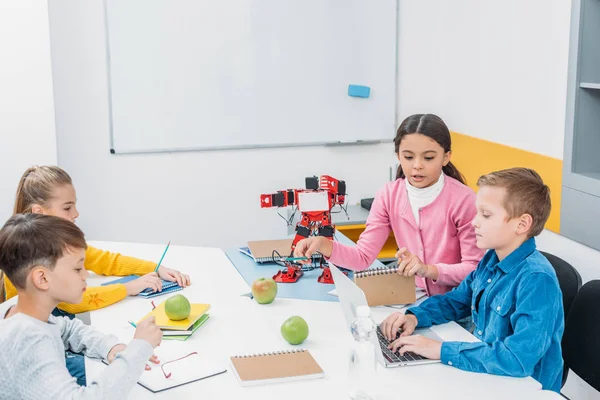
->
4, 245, 156, 314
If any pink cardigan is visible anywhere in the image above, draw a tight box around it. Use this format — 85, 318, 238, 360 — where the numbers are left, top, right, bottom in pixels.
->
329, 176, 484, 296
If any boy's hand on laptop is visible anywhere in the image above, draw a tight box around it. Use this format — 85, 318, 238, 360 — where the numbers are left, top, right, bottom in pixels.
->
157, 265, 191, 287
134, 316, 163, 348
124, 272, 163, 295
389, 335, 442, 360
380, 312, 418, 341
396, 248, 438, 280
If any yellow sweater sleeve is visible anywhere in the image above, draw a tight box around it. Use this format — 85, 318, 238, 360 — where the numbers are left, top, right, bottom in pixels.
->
57, 284, 128, 314
85, 245, 156, 276
3, 275, 127, 313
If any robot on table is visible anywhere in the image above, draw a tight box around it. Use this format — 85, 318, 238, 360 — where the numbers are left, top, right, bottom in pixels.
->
260, 175, 347, 284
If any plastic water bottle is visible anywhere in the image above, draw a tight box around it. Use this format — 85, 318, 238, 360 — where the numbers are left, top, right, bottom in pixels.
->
348, 305, 377, 399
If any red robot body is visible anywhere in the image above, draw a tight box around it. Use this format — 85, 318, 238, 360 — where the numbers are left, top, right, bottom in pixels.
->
260, 175, 347, 283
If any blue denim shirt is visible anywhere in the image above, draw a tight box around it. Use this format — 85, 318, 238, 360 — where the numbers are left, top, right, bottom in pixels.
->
407, 238, 564, 392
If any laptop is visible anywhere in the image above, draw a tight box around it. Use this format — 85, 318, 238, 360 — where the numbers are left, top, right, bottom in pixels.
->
330, 263, 442, 367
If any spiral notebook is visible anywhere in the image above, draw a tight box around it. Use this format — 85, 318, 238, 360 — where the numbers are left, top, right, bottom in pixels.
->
138, 284, 183, 298
101, 275, 183, 298
230, 349, 324, 387
354, 266, 416, 306
244, 239, 322, 263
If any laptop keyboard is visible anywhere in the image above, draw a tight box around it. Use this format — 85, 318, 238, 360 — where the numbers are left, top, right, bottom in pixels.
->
376, 326, 426, 364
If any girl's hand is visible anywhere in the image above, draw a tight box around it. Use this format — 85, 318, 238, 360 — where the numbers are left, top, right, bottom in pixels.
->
395, 248, 438, 280
293, 237, 332, 262
124, 272, 162, 295
157, 266, 191, 287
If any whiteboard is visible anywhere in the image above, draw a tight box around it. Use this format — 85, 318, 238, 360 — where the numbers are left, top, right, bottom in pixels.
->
104, 0, 397, 153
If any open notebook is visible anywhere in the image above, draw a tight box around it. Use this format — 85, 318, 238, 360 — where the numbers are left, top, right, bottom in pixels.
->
230, 349, 324, 387
103, 350, 227, 393
139, 352, 227, 392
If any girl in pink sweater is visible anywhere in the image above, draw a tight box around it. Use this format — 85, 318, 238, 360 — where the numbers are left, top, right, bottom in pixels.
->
294, 114, 484, 295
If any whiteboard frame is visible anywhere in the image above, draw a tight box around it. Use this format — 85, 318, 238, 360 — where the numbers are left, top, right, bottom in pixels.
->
103, 0, 398, 155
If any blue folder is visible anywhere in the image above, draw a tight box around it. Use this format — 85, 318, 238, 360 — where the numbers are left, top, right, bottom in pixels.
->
101, 275, 182, 297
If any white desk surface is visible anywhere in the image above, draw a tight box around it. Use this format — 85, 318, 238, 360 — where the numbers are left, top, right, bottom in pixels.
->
85, 241, 543, 399
530, 391, 568, 399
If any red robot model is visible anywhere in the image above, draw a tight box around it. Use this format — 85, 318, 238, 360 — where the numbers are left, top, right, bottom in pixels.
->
260, 175, 347, 284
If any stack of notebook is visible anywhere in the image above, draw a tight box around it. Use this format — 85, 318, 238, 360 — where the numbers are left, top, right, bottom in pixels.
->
138, 301, 211, 341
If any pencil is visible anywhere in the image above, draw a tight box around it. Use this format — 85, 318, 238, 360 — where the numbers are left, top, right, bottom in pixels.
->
154, 241, 171, 273
128, 320, 137, 328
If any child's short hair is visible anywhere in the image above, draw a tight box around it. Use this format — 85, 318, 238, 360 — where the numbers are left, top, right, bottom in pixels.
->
0, 214, 87, 289
477, 168, 551, 237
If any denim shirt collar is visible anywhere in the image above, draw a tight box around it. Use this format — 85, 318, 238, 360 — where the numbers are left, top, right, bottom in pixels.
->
487, 237, 537, 274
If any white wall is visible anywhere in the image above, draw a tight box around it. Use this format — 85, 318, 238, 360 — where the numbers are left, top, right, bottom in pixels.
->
48, 0, 396, 249
49, 0, 573, 248
0, 1, 57, 225
397, 0, 571, 159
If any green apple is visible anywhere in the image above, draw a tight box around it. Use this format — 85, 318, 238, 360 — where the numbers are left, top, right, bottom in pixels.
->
164, 294, 191, 321
281, 316, 309, 345
251, 277, 278, 304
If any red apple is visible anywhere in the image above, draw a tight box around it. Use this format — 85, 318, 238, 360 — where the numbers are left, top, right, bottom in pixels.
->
251, 277, 278, 304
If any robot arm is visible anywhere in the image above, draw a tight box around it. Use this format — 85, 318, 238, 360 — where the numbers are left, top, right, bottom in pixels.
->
260, 189, 297, 208
319, 175, 346, 205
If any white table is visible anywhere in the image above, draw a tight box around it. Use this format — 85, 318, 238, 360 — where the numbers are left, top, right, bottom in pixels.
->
85, 241, 543, 399
530, 391, 567, 399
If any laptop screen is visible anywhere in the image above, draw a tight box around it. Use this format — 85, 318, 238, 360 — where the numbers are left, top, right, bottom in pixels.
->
330, 263, 369, 328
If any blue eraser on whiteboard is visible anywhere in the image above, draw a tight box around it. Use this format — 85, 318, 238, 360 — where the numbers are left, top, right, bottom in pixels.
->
348, 84, 370, 98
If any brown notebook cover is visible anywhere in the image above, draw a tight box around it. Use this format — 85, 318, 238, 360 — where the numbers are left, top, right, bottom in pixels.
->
354, 266, 416, 306
230, 349, 324, 386
246, 239, 294, 262
246, 239, 321, 263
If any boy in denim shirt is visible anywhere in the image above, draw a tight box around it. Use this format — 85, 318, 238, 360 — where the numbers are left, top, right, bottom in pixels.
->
380, 168, 564, 392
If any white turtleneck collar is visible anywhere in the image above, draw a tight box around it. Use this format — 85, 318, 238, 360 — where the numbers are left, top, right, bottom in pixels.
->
406, 172, 445, 224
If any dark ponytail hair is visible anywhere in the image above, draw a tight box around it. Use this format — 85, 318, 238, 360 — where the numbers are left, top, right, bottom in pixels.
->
393, 114, 466, 185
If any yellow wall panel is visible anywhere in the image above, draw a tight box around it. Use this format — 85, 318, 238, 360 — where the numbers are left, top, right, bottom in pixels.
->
450, 132, 562, 233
